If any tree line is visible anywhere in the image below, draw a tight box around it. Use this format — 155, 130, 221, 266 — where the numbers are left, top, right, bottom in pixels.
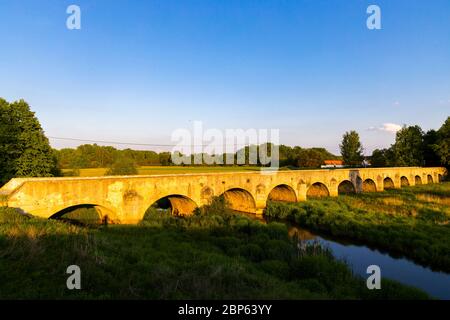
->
369, 120, 449, 167
339, 117, 449, 168
0, 98, 448, 184
55, 143, 339, 171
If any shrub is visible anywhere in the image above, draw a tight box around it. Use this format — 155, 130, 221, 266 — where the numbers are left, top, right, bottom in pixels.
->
106, 156, 138, 176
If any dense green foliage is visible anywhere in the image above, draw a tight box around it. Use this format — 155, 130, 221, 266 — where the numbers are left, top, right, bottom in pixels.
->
392, 125, 425, 166
0, 98, 59, 185
265, 183, 450, 272
340, 131, 364, 166
105, 156, 138, 176
55, 143, 340, 171
56, 144, 170, 169
295, 148, 336, 168
0, 203, 428, 299
371, 117, 449, 168
434, 117, 450, 166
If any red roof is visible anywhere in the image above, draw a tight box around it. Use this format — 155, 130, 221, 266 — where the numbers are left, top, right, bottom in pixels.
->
323, 160, 343, 165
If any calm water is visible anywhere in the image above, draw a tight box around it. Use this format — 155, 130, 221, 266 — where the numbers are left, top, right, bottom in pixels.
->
288, 224, 450, 300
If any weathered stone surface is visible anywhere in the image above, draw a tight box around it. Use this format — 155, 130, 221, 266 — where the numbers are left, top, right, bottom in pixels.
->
0, 167, 446, 224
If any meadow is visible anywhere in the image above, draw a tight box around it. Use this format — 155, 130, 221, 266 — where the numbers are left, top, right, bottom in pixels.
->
62, 165, 262, 177
265, 182, 450, 272
0, 198, 428, 300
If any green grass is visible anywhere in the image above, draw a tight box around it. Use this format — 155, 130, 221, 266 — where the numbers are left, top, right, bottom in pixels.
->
0, 202, 428, 300
265, 182, 450, 272
62, 165, 263, 177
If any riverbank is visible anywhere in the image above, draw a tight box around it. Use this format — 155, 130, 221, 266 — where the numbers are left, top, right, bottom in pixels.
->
0, 202, 428, 299
265, 182, 450, 273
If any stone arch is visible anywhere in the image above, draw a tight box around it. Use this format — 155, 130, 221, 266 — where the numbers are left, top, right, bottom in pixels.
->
362, 179, 377, 192
415, 175, 422, 185
337, 180, 355, 194
147, 194, 198, 216
268, 184, 297, 202
427, 175, 433, 184
221, 188, 256, 213
200, 186, 214, 205
306, 182, 330, 198
384, 177, 395, 190
49, 204, 115, 224
438, 174, 443, 182
400, 176, 410, 187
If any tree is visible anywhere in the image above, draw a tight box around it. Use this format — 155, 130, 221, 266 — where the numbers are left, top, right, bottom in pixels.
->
106, 156, 138, 175
340, 131, 364, 166
370, 148, 395, 167
433, 117, 450, 167
159, 152, 172, 166
391, 125, 424, 166
0, 99, 59, 185
423, 129, 440, 167
370, 149, 388, 167
296, 149, 325, 168
0, 98, 19, 184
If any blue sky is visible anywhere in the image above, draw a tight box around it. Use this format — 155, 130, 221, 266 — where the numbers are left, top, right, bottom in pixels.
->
0, 0, 449, 154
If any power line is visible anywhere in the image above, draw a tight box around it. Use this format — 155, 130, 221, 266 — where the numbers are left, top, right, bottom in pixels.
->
48, 136, 181, 147
47, 136, 253, 148
0, 134, 270, 148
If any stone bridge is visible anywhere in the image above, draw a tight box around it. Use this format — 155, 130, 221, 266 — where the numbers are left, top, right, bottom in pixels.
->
0, 167, 446, 224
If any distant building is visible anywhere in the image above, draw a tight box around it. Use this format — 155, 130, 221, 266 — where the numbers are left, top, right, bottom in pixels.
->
321, 160, 344, 168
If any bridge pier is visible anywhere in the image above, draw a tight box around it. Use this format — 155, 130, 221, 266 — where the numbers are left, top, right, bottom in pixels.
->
329, 185, 339, 197
255, 198, 266, 215
408, 174, 416, 187
297, 183, 307, 202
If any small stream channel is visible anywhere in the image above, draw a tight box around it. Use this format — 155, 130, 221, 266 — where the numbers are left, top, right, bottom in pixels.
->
241, 212, 450, 299
282, 221, 450, 299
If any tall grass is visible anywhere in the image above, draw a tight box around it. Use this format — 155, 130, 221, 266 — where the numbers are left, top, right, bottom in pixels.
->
0, 203, 429, 299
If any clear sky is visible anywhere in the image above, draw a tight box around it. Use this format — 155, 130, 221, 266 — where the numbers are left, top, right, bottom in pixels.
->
0, 0, 449, 154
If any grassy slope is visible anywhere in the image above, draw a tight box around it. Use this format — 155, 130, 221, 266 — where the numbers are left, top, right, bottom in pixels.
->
266, 182, 450, 272
0, 205, 428, 299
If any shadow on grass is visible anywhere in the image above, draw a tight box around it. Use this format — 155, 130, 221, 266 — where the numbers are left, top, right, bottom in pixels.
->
0, 205, 431, 300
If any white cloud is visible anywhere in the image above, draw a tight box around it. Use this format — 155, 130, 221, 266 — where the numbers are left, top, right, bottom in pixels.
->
393, 101, 400, 106
368, 123, 402, 134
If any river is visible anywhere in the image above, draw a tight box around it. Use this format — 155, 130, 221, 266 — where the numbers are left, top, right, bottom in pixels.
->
242, 212, 450, 299
287, 223, 450, 299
